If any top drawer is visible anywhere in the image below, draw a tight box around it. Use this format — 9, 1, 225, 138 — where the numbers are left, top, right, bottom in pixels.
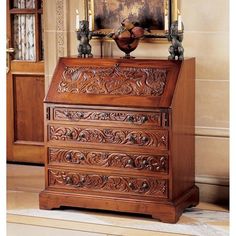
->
50, 106, 169, 128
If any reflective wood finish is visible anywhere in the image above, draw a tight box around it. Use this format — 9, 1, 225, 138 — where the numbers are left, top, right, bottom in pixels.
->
39, 57, 199, 223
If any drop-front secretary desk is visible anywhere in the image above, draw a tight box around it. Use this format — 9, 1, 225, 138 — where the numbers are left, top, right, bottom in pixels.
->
39, 57, 199, 223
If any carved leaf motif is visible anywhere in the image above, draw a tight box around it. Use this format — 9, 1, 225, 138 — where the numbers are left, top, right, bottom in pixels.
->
53, 108, 163, 126
49, 126, 168, 149
48, 170, 168, 198
57, 65, 167, 96
49, 148, 168, 173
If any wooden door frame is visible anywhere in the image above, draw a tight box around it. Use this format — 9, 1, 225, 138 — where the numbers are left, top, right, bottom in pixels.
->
6, 0, 45, 164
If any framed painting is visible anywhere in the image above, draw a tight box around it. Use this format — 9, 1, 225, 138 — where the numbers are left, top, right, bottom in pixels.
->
89, 0, 178, 37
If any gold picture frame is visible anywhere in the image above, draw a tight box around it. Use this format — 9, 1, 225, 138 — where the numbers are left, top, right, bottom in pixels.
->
88, 0, 178, 38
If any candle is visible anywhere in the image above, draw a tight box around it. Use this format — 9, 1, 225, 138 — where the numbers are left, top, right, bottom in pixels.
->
178, 10, 182, 31
89, 10, 92, 31
164, 9, 169, 31
172, 0, 178, 22
84, 0, 88, 20
76, 9, 80, 31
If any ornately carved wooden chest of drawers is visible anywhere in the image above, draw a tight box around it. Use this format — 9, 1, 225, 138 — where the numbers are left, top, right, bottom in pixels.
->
39, 57, 199, 223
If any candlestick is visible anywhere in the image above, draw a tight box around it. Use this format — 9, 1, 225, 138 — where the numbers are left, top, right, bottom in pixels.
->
168, 21, 184, 60
77, 20, 93, 57
178, 10, 182, 31
89, 10, 92, 31
76, 9, 80, 31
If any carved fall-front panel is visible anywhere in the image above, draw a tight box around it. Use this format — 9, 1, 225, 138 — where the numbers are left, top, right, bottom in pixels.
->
57, 65, 168, 96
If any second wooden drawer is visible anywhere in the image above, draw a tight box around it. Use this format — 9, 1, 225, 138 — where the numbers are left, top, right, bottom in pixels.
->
48, 124, 169, 150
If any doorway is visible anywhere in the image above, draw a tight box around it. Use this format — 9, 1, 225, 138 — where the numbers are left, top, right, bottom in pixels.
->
6, 0, 45, 164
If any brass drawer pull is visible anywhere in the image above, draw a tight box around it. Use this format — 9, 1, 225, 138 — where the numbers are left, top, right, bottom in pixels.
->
140, 115, 148, 124
65, 152, 72, 161
127, 115, 134, 123
64, 176, 72, 184
128, 182, 135, 190
128, 135, 136, 144
79, 155, 85, 161
141, 136, 149, 143
100, 112, 109, 119
64, 110, 72, 119
141, 182, 149, 190
127, 159, 134, 167
142, 160, 148, 166
66, 131, 73, 139
77, 112, 84, 119
77, 176, 86, 187
64, 111, 84, 120
78, 133, 85, 140
80, 177, 86, 183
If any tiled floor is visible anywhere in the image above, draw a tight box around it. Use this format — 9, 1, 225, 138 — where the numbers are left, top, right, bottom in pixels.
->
7, 164, 229, 236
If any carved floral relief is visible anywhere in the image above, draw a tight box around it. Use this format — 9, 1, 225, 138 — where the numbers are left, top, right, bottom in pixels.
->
49, 169, 168, 198
54, 108, 162, 126
57, 65, 167, 96
49, 148, 168, 173
49, 125, 168, 149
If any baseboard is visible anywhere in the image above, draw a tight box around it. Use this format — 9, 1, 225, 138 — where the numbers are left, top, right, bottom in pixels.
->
195, 126, 229, 137
195, 175, 229, 205
196, 175, 229, 186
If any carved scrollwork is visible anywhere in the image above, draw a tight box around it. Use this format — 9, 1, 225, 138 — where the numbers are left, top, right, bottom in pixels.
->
53, 108, 162, 126
49, 125, 168, 149
57, 65, 167, 96
48, 169, 168, 198
49, 148, 168, 173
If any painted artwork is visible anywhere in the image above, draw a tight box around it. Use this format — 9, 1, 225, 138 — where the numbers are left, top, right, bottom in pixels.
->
92, 0, 165, 31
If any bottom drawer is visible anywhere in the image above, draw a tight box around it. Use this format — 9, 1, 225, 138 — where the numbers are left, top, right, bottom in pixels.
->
48, 168, 168, 199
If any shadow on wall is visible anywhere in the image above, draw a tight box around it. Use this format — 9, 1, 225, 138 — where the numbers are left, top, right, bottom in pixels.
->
196, 182, 229, 208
